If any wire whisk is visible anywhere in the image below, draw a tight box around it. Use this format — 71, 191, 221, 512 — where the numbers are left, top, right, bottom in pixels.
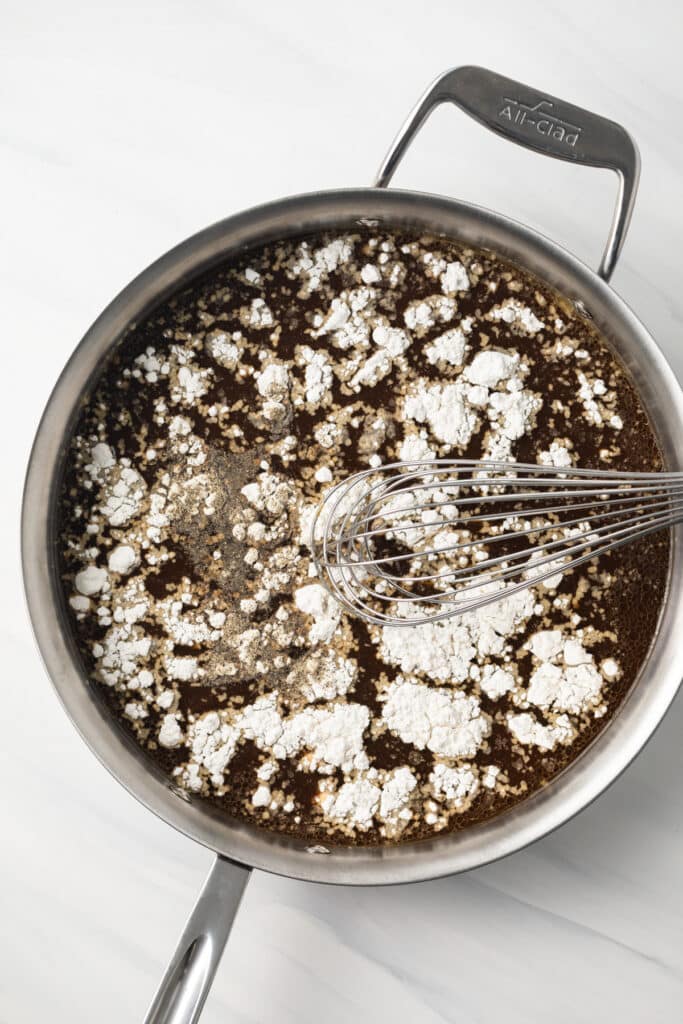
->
312, 459, 682, 627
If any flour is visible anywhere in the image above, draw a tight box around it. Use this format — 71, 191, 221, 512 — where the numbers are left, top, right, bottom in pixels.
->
166, 656, 201, 681
158, 714, 184, 749
251, 784, 271, 808
404, 382, 478, 448
100, 466, 147, 527
486, 388, 541, 444
404, 295, 456, 335
63, 225, 641, 844
294, 583, 341, 643
425, 328, 468, 367
290, 238, 354, 294
207, 333, 241, 369
320, 766, 416, 832
350, 349, 392, 390
379, 766, 417, 821
382, 677, 490, 758
464, 349, 519, 388
256, 362, 290, 400
321, 777, 380, 829
300, 346, 333, 406
372, 324, 411, 356
440, 260, 470, 295
245, 298, 274, 329
97, 625, 151, 687
507, 711, 574, 750
601, 658, 620, 679
398, 433, 435, 461
293, 649, 357, 702
539, 441, 573, 468
361, 263, 381, 285
381, 614, 476, 683
107, 545, 138, 575
380, 585, 534, 682
525, 630, 608, 714
172, 363, 212, 405
75, 566, 108, 596
489, 299, 543, 334
430, 763, 479, 807
187, 711, 239, 785
284, 703, 371, 773
480, 664, 516, 699
235, 691, 371, 775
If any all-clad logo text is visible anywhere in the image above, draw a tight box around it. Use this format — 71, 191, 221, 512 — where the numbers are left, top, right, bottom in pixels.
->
498, 97, 582, 148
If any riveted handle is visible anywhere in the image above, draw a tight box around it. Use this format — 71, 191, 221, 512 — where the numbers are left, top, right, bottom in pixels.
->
375, 65, 640, 281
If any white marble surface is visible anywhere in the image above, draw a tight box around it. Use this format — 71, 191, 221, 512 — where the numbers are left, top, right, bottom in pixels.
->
4, 1, 683, 1020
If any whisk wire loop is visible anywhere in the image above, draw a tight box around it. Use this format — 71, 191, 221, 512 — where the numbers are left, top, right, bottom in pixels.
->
312, 459, 681, 627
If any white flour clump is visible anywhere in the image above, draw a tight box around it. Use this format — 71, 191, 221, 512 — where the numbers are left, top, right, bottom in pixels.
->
424, 327, 468, 367
507, 712, 574, 750
256, 362, 290, 400
382, 677, 490, 758
75, 565, 108, 596
398, 433, 435, 461
379, 766, 417, 822
97, 625, 151, 687
464, 349, 519, 388
187, 712, 240, 787
298, 346, 333, 406
529, 630, 563, 661
320, 766, 417, 832
480, 665, 516, 700
381, 614, 476, 684
403, 295, 456, 335
100, 465, 147, 527
285, 704, 371, 773
159, 714, 184, 749
166, 656, 201, 682
403, 336, 539, 460
404, 382, 478, 447
440, 261, 470, 294
538, 441, 573, 467
108, 545, 138, 575
372, 324, 411, 356
244, 298, 274, 329
291, 237, 354, 294
350, 350, 393, 391
172, 362, 212, 405
234, 692, 370, 775
294, 650, 357, 702
321, 777, 380, 829
525, 630, 608, 715
294, 583, 342, 644
489, 299, 543, 335
380, 586, 534, 682
430, 764, 479, 807
207, 333, 241, 369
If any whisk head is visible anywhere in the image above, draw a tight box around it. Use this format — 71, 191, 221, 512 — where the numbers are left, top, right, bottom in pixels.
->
312, 459, 681, 627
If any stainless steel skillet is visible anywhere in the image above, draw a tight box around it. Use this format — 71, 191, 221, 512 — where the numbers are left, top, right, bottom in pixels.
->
22, 66, 683, 1023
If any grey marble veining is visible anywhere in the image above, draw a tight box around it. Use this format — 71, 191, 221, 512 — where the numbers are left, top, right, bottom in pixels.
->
4, 1, 683, 1020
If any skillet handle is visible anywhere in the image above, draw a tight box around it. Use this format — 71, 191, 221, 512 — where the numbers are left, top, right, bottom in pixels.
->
143, 856, 251, 1024
375, 65, 640, 282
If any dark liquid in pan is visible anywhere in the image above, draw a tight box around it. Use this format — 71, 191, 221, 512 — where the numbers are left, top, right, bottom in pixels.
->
58, 227, 669, 845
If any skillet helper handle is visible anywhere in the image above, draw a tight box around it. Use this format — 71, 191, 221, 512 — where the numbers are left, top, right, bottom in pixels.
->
375, 65, 640, 282
144, 856, 251, 1024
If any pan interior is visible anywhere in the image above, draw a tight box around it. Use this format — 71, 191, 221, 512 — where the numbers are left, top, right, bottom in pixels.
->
24, 190, 683, 880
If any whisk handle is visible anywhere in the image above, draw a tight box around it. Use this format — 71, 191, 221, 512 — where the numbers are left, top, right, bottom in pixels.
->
375, 65, 639, 282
